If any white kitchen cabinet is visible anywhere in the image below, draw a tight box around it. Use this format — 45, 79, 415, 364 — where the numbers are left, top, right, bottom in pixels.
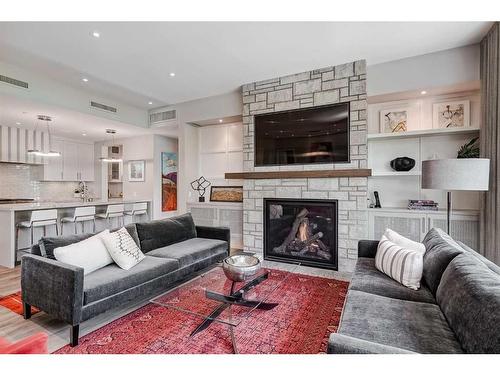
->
368, 208, 479, 249
62, 141, 79, 181
42, 139, 95, 181
43, 139, 64, 181
77, 143, 95, 181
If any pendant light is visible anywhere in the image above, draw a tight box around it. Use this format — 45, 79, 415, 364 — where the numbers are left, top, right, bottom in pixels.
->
42, 115, 61, 157
100, 129, 122, 163
26, 115, 43, 156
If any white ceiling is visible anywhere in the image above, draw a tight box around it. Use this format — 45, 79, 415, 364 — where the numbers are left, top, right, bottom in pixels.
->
0, 93, 178, 141
0, 22, 492, 108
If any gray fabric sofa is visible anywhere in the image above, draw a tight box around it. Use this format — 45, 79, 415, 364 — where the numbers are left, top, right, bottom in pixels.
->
21, 213, 229, 346
329, 228, 500, 354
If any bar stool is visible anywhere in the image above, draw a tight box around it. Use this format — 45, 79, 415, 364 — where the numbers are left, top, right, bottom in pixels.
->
16, 209, 59, 251
124, 202, 148, 223
96, 204, 125, 229
61, 206, 96, 235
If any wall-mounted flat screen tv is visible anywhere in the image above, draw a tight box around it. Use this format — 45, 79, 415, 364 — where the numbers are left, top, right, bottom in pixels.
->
254, 102, 350, 167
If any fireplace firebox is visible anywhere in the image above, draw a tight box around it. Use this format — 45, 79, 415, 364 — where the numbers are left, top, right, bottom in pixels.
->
264, 198, 338, 270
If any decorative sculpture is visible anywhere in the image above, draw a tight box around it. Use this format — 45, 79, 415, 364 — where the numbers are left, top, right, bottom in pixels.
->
190, 176, 211, 202
390, 157, 416, 172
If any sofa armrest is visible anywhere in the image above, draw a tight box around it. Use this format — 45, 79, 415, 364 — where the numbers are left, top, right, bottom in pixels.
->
328, 334, 416, 354
196, 225, 230, 252
358, 240, 379, 258
21, 254, 84, 326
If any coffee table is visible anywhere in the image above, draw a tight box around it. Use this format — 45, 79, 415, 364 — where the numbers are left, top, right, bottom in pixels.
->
150, 261, 300, 353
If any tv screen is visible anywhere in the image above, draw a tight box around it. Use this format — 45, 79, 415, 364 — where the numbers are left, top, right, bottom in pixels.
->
254, 103, 350, 167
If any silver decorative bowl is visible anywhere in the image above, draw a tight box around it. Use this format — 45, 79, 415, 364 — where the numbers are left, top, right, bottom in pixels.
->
222, 254, 261, 282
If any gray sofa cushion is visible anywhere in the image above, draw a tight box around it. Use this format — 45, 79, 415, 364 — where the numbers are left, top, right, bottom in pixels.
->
136, 213, 197, 253
147, 238, 228, 268
349, 257, 436, 304
338, 290, 463, 353
456, 240, 500, 275
436, 253, 500, 353
83, 256, 178, 304
422, 228, 465, 295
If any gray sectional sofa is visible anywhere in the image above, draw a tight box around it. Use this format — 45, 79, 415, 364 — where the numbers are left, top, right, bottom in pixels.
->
329, 228, 500, 354
21, 213, 229, 346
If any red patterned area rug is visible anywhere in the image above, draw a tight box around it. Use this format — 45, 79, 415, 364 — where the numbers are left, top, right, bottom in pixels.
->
0, 292, 40, 316
56, 269, 348, 354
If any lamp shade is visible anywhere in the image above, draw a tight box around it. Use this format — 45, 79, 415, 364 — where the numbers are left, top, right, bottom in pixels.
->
421, 159, 490, 191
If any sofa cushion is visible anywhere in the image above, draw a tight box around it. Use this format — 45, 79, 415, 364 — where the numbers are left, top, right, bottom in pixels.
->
338, 290, 463, 353
350, 257, 436, 304
456, 240, 500, 275
436, 253, 500, 353
147, 238, 228, 268
83, 256, 178, 304
136, 213, 197, 253
422, 228, 465, 295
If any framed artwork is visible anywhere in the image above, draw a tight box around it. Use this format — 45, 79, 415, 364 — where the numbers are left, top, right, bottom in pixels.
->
161, 152, 177, 211
210, 186, 243, 203
379, 108, 409, 133
128, 160, 145, 182
433, 100, 470, 129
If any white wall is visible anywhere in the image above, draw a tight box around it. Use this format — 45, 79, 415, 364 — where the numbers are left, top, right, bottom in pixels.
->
367, 44, 480, 96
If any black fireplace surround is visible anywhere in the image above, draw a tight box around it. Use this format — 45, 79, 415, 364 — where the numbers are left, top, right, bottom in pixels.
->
263, 198, 338, 270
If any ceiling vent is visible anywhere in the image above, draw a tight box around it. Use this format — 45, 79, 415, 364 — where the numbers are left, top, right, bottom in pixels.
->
149, 109, 177, 128
90, 100, 117, 114
0, 74, 29, 89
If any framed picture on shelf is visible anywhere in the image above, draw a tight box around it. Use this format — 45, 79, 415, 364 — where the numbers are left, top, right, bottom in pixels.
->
210, 186, 243, 203
128, 160, 145, 182
433, 100, 470, 129
379, 108, 409, 133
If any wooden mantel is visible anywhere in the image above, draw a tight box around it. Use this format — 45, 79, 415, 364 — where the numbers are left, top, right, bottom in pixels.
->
225, 169, 372, 179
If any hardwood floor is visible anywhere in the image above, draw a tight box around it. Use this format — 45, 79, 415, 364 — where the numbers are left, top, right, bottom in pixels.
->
0, 253, 350, 353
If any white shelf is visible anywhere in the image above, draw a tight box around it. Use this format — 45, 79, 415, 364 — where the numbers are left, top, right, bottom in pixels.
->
371, 171, 421, 177
367, 127, 480, 141
367, 207, 479, 215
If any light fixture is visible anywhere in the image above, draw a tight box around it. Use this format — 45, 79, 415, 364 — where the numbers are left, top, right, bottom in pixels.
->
82, 78, 89, 82
16, 122, 21, 125
148, 101, 153, 105
82, 133, 87, 137
422, 158, 490, 233
100, 129, 122, 163
218, 119, 223, 123
92, 31, 100, 38
169, 72, 175, 77
421, 90, 427, 95
27, 115, 61, 157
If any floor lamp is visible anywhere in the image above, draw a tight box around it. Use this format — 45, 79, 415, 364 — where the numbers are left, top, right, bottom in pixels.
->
421, 159, 490, 234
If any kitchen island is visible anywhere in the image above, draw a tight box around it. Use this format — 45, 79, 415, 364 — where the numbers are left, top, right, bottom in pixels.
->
0, 199, 151, 268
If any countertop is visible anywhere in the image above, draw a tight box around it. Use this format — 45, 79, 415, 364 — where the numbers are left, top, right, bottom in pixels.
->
0, 198, 151, 212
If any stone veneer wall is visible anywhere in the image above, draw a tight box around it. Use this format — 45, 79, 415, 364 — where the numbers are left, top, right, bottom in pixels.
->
241, 60, 368, 273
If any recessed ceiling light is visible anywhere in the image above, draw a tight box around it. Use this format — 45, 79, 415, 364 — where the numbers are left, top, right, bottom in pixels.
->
82, 133, 87, 136
92, 31, 100, 38
148, 101, 153, 105
16, 122, 21, 125
82, 78, 89, 82
219, 119, 223, 123
169, 72, 175, 77
421, 90, 427, 95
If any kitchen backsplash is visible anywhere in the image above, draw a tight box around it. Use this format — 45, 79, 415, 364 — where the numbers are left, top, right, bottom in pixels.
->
0, 163, 97, 201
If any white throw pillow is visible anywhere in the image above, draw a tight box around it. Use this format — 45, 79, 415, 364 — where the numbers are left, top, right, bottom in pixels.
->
384, 228, 425, 254
101, 227, 145, 270
375, 235, 424, 290
53, 230, 113, 275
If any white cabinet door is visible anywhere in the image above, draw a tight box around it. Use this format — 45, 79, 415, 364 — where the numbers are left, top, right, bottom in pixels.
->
77, 143, 95, 181
428, 214, 480, 249
63, 141, 79, 181
369, 210, 426, 242
43, 139, 64, 181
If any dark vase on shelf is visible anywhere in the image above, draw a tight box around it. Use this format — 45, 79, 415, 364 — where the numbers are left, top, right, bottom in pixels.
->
390, 157, 416, 172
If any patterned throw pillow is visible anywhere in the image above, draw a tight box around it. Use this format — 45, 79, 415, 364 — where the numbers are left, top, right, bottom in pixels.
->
101, 227, 145, 270
375, 234, 424, 290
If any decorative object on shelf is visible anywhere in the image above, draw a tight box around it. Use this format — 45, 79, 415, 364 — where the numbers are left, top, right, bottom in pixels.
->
222, 254, 261, 282
128, 160, 145, 182
190, 176, 211, 203
433, 100, 470, 129
161, 152, 177, 211
380, 108, 408, 133
390, 157, 416, 172
408, 199, 438, 211
457, 137, 480, 158
422, 158, 489, 233
373, 191, 382, 208
210, 186, 243, 202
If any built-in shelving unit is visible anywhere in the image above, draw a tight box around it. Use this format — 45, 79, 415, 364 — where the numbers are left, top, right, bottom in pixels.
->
367, 127, 480, 140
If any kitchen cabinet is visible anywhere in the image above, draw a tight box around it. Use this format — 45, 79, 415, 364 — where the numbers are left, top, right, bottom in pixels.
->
368, 208, 480, 249
43, 139, 95, 181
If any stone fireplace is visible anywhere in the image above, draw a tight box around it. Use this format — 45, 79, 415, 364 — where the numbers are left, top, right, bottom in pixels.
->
240, 60, 368, 273
264, 198, 338, 270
